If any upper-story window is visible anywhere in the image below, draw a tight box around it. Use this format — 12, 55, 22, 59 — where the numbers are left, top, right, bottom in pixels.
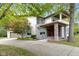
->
37, 17, 45, 24
52, 17, 59, 21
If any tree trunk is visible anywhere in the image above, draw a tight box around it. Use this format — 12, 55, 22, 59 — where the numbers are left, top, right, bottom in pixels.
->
68, 3, 75, 42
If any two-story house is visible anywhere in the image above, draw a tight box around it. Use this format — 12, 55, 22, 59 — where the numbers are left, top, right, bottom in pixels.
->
35, 12, 69, 41
7, 11, 69, 41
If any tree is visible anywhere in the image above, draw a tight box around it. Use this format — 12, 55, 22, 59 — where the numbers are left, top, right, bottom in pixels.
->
0, 27, 7, 37
6, 17, 31, 38
10, 3, 53, 17
0, 3, 13, 20
68, 3, 75, 42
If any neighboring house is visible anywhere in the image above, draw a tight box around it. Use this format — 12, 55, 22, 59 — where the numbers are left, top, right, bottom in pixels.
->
7, 11, 69, 41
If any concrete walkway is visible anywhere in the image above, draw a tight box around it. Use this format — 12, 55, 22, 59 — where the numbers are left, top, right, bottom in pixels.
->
0, 39, 79, 56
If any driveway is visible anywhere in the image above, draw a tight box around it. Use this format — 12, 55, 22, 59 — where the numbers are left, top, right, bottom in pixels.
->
0, 39, 79, 56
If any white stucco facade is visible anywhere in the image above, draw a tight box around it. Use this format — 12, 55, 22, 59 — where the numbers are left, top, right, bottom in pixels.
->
27, 17, 37, 35
27, 17, 47, 40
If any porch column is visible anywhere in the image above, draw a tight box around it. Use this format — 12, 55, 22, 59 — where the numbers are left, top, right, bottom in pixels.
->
54, 23, 59, 41
64, 26, 67, 39
59, 13, 62, 20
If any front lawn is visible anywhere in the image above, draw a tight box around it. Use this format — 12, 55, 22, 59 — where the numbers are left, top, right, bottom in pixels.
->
0, 45, 35, 56
51, 34, 79, 47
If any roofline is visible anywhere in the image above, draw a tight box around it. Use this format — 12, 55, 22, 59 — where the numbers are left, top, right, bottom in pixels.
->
37, 11, 70, 19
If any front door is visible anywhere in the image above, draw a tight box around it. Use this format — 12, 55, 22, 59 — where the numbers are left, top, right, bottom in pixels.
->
47, 26, 54, 37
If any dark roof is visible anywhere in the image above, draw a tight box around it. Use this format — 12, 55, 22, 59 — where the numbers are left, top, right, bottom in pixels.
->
38, 11, 70, 19
37, 16, 44, 19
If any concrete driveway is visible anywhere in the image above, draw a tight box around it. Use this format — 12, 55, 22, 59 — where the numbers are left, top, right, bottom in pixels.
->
0, 39, 79, 56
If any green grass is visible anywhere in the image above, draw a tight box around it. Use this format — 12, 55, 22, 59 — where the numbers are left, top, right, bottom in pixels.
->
52, 34, 79, 47
17, 37, 33, 40
0, 45, 35, 56
62, 34, 79, 47
74, 23, 79, 32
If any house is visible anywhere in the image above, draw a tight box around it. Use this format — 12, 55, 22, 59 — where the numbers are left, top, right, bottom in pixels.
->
7, 11, 69, 41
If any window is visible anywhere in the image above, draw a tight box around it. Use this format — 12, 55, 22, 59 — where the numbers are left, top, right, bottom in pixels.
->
37, 17, 45, 24
27, 33, 31, 35
52, 17, 59, 21
40, 32, 45, 35
42, 32, 45, 34
40, 32, 42, 35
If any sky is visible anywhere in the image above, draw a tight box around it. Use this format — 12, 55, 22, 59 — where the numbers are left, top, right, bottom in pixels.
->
75, 4, 79, 11
74, 4, 79, 23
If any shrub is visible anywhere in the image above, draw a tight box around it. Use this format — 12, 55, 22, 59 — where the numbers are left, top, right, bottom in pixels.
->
5, 18, 31, 38
0, 27, 7, 37
31, 35, 36, 39
17, 37, 33, 40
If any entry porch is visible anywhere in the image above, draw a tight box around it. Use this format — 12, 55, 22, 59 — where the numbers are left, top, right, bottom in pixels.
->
40, 20, 69, 41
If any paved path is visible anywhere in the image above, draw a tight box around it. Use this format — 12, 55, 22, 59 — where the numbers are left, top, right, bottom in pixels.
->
0, 39, 79, 56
